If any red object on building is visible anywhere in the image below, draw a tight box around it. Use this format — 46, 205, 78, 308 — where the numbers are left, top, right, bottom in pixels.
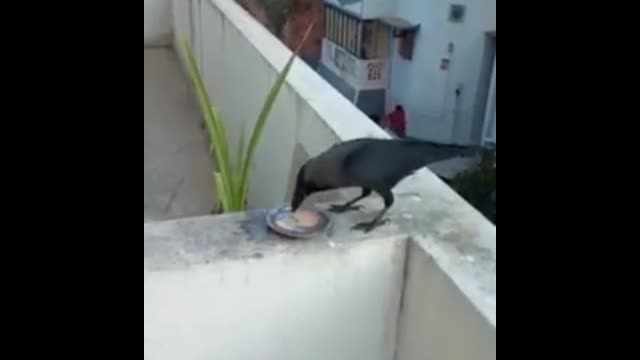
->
385, 106, 406, 137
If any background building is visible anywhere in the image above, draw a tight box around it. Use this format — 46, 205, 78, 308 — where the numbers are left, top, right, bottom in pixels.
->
318, 0, 496, 146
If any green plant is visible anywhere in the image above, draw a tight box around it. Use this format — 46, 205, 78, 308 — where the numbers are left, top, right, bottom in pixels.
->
180, 19, 316, 213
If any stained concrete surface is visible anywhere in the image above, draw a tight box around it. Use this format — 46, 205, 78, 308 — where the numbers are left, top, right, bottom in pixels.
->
145, 195, 495, 326
144, 197, 496, 360
144, 48, 216, 222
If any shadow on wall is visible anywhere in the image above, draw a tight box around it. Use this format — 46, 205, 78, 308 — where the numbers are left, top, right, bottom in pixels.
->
237, 0, 325, 67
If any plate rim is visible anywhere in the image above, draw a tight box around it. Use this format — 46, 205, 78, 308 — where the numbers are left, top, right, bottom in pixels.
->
265, 207, 332, 239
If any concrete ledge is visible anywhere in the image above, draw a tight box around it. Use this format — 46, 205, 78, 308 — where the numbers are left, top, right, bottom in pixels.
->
145, 196, 495, 359
145, 207, 407, 360
145, 196, 495, 326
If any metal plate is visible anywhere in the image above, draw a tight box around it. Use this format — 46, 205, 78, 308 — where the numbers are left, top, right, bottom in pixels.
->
266, 207, 332, 239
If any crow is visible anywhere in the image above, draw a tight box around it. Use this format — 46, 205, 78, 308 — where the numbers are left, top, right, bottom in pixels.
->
291, 137, 475, 232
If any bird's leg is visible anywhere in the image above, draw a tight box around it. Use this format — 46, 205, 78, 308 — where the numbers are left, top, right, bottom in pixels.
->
329, 188, 371, 213
352, 208, 390, 232
352, 190, 394, 233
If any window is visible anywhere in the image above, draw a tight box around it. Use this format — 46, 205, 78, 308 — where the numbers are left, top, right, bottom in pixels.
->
361, 21, 389, 60
361, 21, 374, 58
399, 30, 415, 60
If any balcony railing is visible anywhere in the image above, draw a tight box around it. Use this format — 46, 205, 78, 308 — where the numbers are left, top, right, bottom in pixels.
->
321, 38, 388, 90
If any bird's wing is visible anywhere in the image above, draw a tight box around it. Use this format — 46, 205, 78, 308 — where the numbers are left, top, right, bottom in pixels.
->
343, 141, 427, 189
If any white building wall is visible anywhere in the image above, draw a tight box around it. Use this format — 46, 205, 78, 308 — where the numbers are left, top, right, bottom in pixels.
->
388, 0, 496, 145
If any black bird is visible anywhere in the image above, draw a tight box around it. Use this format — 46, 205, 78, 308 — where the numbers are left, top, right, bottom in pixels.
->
291, 137, 474, 232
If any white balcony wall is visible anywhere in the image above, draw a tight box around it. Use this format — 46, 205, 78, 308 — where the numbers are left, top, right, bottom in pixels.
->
321, 38, 389, 90
145, 213, 407, 360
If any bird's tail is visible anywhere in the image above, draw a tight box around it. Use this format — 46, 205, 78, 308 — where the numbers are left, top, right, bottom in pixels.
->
400, 139, 479, 166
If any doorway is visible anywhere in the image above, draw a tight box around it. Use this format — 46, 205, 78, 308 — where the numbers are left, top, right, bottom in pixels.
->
471, 32, 496, 144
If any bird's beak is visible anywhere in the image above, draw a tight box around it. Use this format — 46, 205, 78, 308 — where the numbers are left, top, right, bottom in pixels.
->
291, 186, 307, 212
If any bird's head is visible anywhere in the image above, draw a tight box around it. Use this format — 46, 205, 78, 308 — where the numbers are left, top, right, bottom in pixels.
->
291, 163, 311, 212
290, 162, 326, 212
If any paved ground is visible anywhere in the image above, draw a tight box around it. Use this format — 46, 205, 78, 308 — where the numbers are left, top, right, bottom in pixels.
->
144, 48, 216, 222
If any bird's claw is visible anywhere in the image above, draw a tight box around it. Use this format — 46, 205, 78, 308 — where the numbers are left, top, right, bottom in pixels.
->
351, 219, 389, 233
329, 204, 362, 213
